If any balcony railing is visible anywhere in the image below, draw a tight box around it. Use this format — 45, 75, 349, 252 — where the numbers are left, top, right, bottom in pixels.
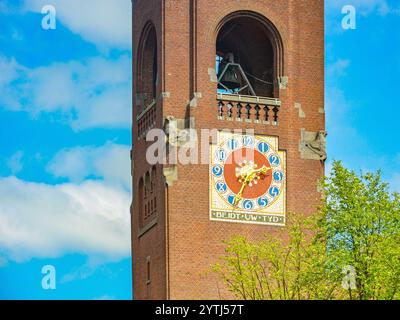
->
217, 93, 281, 125
137, 99, 156, 139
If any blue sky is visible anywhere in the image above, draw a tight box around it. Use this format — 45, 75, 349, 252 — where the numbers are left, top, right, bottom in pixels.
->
0, 0, 133, 300
325, 0, 400, 190
0, 0, 399, 300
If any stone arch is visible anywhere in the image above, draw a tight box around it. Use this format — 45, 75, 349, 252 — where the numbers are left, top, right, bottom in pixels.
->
137, 21, 158, 110
215, 11, 284, 98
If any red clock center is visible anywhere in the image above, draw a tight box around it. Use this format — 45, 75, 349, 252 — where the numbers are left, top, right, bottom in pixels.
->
223, 148, 272, 199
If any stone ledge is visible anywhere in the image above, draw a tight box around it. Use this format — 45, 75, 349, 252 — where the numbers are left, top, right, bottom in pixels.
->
217, 93, 281, 106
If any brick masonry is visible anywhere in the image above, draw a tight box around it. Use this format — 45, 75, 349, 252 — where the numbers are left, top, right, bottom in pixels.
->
131, 0, 325, 300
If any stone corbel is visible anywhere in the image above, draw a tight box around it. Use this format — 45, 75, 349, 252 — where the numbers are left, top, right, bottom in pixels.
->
161, 92, 171, 99
164, 116, 195, 147
299, 129, 328, 161
208, 68, 218, 83
278, 76, 289, 89
189, 92, 202, 108
163, 165, 178, 187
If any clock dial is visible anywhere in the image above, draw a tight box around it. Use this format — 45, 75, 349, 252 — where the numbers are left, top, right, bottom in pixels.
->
223, 148, 272, 200
211, 135, 285, 212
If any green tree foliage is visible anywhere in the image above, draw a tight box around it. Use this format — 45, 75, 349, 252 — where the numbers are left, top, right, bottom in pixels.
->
322, 161, 400, 299
212, 161, 400, 300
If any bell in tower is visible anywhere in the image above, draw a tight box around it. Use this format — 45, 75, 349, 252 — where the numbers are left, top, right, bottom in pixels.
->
217, 52, 256, 96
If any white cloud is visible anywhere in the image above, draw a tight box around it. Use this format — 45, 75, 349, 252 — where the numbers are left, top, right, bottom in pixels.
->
325, 60, 400, 180
327, 59, 350, 79
23, 0, 132, 50
0, 57, 28, 111
0, 55, 131, 130
61, 262, 98, 283
326, 0, 391, 16
0, 1, 18, 13
47, 142, 131, 190
0, 56, 22, 86
0, 63, 25, 110
75, 86, 132, 130
325, 58, 370, 170
325, 86, 367, 156
7, 151, 24, 175
388, 173, 400, 193
0, 177, 131, 264
0, 142, 132, 266
325, 0, 397, 35
325, 160, 333, 177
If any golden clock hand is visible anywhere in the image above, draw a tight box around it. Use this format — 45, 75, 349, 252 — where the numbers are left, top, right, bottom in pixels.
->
251, 166, 271, 176
233, 166, 271, 206
245, 166, 271, 183
234, 169, 263, 205
234, 180, 247, 206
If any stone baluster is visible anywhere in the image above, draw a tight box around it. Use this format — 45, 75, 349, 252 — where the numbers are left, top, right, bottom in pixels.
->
245, 103, 251, 120
218, 101, 224, 118
273, 106, 279, 123
263, 105, 270, 122
236, 103, 242, 121
227, 102, 233, 118
255, 104, 261, 121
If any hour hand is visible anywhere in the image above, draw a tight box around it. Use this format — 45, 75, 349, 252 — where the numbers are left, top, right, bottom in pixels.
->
251, 165, 271, 177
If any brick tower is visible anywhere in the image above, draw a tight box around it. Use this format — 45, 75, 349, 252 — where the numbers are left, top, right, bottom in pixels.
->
131, 0, 325, 300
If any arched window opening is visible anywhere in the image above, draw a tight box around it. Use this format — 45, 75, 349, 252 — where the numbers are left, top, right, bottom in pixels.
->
150, 166, 156, 193
150, 166, 157, 218
216, 15, 280, 98
144, 171, 150, 194
144, 172, 151, 222
138, 24, 158, 112
138, 177, 144, 227
139, 170, 157, 229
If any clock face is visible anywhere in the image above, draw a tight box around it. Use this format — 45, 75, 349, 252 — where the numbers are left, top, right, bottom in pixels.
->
210, 133, 286, 226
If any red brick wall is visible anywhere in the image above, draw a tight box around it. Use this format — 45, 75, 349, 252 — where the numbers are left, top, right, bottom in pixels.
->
132, 0, 325, 300
132, 0, 166, 300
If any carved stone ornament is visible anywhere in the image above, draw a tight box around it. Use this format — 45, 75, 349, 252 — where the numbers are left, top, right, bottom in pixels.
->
278, 76, 288, 89
164, 116, 195, 147
163, 165, 178, 187
300, 129, 328, 161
